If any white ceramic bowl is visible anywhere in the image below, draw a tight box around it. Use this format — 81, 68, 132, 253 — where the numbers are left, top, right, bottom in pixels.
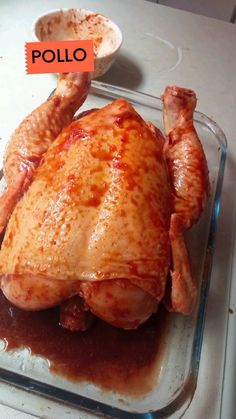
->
32, 8, 123, 78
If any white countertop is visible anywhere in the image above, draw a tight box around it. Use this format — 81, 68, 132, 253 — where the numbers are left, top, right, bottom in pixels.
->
0, 1, 236, 418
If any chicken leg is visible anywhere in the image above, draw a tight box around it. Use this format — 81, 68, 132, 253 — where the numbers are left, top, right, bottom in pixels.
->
162, 86, 210, 314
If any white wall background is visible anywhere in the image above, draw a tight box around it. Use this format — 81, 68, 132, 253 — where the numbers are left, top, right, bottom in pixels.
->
147, 0, 236, 22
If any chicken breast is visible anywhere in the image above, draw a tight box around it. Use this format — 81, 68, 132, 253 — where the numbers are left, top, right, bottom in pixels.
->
0, 99, 171, 314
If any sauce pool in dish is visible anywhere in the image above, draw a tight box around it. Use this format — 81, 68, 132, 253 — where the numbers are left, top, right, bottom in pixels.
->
0, 291, 169, 396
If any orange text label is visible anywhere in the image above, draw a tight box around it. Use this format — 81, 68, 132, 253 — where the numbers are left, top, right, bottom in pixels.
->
25, 40, 94, 74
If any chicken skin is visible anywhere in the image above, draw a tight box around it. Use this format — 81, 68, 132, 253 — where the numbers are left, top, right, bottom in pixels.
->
0, 84, 209, 330
4, 72, 91, 184
162, 86, 210, 313
0, 99, 170, 327
0, 72, 90, 234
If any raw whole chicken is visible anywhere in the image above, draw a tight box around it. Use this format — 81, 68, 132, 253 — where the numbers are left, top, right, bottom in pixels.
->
0, 79, 209, 331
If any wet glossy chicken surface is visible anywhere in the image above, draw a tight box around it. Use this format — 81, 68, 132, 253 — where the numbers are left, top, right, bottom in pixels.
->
0, 80, 209, 330
4, 72, 91, 184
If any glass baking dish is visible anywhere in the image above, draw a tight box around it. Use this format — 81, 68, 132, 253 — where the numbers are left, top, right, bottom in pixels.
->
0, 81, 227, 418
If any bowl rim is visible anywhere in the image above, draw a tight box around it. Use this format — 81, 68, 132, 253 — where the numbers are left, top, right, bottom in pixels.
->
32, 8, 123, 59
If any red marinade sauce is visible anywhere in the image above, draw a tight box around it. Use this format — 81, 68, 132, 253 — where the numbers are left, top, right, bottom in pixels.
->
59, 129, 90, 151
0, 292, 169, 396
114, 111, 142, 128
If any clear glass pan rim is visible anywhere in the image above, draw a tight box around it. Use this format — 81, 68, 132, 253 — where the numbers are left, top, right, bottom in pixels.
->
0, 80, 228, 419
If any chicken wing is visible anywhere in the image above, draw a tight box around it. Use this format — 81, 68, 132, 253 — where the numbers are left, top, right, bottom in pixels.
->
4, 72, 91, 184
